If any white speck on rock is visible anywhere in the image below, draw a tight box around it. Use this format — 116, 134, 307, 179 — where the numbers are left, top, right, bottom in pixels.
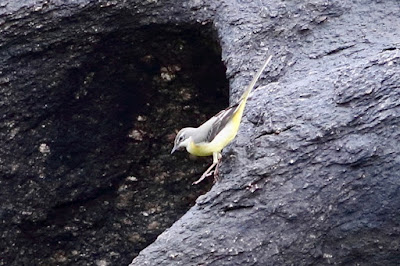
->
39, 143, 50, 154
126, 176, 138, 182
95, 259, 108, 266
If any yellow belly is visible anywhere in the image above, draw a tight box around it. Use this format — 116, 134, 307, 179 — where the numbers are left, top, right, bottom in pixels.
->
186, 105, 245, 157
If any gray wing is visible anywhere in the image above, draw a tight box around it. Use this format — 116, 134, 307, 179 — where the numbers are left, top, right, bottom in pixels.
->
206, 103, 240, 142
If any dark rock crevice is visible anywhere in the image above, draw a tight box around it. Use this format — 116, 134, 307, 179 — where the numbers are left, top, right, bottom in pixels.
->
1, 2, 229, 265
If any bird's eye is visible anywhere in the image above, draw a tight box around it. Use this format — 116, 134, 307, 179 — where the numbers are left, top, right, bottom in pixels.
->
178, 134, 185, 142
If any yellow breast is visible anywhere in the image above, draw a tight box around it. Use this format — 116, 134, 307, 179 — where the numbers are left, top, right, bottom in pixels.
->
186, 101, 246, 157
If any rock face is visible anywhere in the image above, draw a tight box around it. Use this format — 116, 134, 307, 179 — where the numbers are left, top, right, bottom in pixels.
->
1, 0, 399, 265
131, 0, 400, 265
1, 1, 227, 265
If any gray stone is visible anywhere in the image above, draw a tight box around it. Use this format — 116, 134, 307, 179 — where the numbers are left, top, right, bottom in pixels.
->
131, 0, 400, 265
1, 0, 399, 265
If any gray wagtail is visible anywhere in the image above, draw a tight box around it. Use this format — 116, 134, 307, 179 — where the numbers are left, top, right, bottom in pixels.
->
171, 55, 272, 184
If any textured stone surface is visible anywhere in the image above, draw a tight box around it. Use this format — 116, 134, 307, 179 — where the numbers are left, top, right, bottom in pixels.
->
0, 1, 227, 265
1, 0, 400, 265
131, 0, 400, 265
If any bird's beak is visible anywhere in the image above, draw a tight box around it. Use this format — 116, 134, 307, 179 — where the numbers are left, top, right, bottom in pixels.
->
171, 145, 177, 154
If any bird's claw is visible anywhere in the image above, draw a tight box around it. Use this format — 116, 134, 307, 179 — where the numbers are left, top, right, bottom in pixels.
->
205, 171, 215, 177
192, 170, 215, 185
192, 159, 222, 185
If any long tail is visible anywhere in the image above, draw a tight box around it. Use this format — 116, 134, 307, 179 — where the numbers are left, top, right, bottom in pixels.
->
239, 54, 272, 103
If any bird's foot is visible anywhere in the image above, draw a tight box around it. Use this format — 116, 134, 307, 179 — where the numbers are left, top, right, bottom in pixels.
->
192, 158, 222, 185
213, 168, 220, 183
192, 172, 210, 185
192, 163, 217, 185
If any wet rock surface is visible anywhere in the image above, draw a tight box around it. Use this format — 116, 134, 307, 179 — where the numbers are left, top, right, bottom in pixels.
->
1, 0, 399, 266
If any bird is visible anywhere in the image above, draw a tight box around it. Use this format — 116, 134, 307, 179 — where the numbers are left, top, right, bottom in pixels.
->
171, 55, 272, 185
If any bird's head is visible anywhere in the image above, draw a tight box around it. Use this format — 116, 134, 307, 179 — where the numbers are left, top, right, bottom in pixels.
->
171, 127, 193, 154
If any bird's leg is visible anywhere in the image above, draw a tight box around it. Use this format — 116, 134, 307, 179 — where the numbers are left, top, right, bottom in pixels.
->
213, 153, 223, 182
192, 152, 222, 185
192, 162, 217, 185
